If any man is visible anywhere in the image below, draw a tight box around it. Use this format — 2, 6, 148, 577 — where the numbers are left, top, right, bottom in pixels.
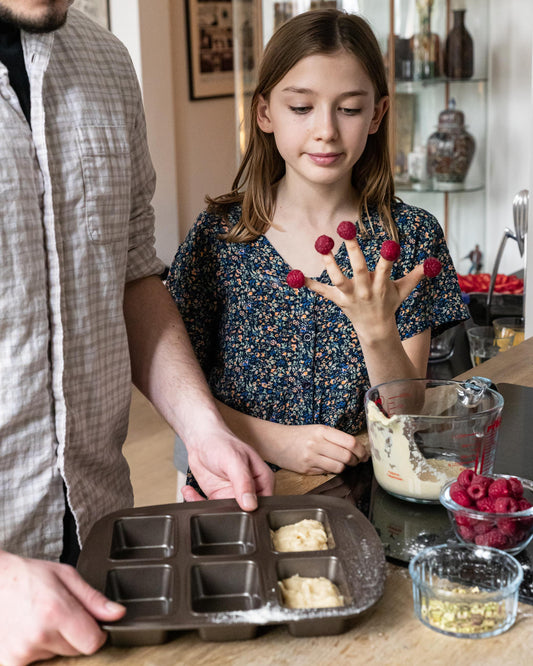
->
0, 2, 273, 664
466, 244, 483, 274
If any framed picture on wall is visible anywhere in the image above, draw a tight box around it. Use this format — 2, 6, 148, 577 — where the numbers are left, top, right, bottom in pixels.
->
72, 0, 110, 29
185, 0, 235, 100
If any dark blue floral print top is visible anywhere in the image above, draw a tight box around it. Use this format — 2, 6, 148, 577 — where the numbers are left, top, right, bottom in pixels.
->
167, 202, 469, 475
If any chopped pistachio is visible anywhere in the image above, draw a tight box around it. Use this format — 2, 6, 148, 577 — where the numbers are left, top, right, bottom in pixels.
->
420, 585, 507, 634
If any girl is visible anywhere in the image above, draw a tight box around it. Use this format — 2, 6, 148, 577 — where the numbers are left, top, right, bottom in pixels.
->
167, 9, 469, 495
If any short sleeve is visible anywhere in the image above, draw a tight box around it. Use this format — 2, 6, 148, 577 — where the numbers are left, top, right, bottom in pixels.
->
394, 206, 470, 340
166, 211, 221, 373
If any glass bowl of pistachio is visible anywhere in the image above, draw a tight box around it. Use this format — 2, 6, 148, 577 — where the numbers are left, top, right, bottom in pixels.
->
409, 544, 523, 638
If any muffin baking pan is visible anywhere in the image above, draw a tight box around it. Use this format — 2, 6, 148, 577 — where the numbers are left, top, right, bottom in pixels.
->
77, 495, 385, 645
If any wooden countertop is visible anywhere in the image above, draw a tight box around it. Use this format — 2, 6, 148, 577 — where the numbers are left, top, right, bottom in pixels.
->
47, 338, 533, 665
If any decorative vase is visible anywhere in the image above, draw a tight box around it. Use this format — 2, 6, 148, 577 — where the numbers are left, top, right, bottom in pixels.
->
444, 9, 474, 79
395, 36, 413, 81
412, 0, 441, 80
426, 99, 475, 190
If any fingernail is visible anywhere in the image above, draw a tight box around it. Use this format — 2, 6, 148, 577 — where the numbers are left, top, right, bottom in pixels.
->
105, 600, 125, 612
242, 493, 257, 511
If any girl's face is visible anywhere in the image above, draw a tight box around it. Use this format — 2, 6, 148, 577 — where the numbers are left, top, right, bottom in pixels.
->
257, 50, 388, 191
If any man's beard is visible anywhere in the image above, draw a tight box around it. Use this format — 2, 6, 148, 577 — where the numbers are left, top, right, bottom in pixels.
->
0, 3, 68, 33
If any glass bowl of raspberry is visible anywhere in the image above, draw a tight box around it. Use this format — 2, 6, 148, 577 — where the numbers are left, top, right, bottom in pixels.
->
440, 471, 533, 555
409, 543, 523, 638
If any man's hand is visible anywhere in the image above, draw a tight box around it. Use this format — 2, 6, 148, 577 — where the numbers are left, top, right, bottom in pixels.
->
0, 551, 125, 666
181, 428, 274, 509
124, 277, 274, 510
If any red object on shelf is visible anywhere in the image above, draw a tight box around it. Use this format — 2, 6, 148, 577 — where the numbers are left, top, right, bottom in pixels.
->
457, 273, 524, 295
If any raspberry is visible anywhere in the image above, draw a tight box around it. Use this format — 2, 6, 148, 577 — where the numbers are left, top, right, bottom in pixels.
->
517, 516, 533, 530
473, 519, 493, 535
466, 475, 490, 500
476, 497, 496, 513
507, 476, 524, 499
475, 528, 508, 549
286, 269, 305, 289
455, 513, 476, 528
494, 496, 519, 513
517, 498, 533, 531
467, 482, 488, 501
498, 517, 519, 537
380, 240, 401, 262
458, 525, 476, 542
472, 474, 491, 488
449, 482, 472, 508
488, 478, 512, 500
509, 529, 529, 547
423, 257, 442, 278
315, 235, 334, 255
517, 498, 533, 511
457, 469, 475, 488
337, 221, 357, 240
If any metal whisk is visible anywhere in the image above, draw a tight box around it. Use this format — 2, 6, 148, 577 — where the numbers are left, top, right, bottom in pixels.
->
486, 189, 529, 312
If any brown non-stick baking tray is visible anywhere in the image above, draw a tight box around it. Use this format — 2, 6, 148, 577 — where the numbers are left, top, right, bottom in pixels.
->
77, 495, 385, 645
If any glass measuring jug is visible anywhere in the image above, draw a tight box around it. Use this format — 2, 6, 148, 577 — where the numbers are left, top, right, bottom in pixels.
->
364, 378, 504, 503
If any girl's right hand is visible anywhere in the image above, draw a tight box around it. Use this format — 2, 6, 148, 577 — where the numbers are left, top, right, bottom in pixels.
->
306, 236, 425, 346
273, 424, 369, 475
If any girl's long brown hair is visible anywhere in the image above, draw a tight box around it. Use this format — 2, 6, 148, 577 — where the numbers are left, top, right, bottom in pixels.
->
208, 9, 398, 243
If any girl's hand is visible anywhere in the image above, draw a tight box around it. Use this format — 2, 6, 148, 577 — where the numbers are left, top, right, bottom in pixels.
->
305, 236, 425, 345
272, 424, 369, 475
212, 401, 367, 479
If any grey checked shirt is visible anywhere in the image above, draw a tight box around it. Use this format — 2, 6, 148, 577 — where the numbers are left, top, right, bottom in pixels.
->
0, 9, 164, 560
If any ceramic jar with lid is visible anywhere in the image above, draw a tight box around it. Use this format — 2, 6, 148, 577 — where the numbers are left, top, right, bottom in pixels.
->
426, 99, 475, 189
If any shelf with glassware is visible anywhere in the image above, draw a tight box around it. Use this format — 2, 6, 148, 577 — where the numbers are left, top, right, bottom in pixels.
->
389, 0, 489, 261
394, 77, 487, 195
391, 0, 488, 187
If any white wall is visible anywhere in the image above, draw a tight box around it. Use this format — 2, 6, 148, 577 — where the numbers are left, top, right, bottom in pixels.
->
110, 0, 179, 267
110, 0, 236, 262
526, 26, 533, 340
169, 1, 237, 243
486, 0, 532, 278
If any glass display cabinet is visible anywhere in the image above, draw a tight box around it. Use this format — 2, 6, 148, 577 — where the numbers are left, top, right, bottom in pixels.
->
232, 0, 490, 267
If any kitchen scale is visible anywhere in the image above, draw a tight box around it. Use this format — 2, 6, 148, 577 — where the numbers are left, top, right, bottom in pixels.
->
309, 383, 533, 605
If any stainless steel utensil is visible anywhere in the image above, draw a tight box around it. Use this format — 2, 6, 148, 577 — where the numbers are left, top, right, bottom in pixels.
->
486, 189, 528, 313
513, 189, 528, 257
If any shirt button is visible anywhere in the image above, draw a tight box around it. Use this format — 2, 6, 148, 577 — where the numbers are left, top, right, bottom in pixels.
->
303, 333, 312, 342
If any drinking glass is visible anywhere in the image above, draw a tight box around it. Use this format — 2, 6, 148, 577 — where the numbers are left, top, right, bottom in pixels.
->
492, 317, 524, 347
466, 326, 515, 367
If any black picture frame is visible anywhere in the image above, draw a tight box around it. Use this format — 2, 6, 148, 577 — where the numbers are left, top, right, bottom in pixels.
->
185, 0, 235, 100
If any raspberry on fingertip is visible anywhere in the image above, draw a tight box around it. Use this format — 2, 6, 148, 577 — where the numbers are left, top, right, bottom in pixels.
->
423, 257, 442, 278
286, 269, 305, 289
380, 240, 401, 262
337, 220, 357, 240
315, 235, 334, 255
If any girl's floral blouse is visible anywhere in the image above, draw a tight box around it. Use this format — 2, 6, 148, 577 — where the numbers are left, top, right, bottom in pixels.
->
167, 202, 469, 477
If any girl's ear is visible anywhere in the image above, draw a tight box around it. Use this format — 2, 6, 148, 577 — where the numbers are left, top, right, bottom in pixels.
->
257, 94, 274, 133
368, 96, 390, 135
